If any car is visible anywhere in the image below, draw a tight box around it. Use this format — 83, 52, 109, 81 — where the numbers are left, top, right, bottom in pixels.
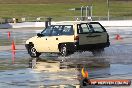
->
25, 21, 110, 57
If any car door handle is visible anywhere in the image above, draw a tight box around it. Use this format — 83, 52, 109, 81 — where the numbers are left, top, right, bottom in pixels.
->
86, 35, 101, 37
46, 38, 47, 40
56, 38, 58, 40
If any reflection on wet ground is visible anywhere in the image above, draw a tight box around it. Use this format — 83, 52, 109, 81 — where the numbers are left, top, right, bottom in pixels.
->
0, 28, 132, 88
0, 28, 39, 46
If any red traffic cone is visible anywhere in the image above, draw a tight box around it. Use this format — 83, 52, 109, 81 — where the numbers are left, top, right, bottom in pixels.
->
115, 34, 122, 40
12, 40, 16, 51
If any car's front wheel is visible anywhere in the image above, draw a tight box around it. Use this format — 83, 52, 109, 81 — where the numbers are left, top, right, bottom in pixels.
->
29, 46, 41, 58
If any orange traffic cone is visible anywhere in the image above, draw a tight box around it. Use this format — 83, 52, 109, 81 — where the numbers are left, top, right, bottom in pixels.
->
115, 34, 122, 40
12, 40, 16, 51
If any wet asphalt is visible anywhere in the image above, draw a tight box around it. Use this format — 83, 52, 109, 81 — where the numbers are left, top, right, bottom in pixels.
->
0, 27, 132, 88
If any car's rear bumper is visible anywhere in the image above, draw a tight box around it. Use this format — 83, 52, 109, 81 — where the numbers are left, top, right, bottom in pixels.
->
75, 42, 110, 51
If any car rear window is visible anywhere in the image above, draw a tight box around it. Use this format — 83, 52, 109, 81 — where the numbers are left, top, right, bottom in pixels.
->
77, 23, 93, 34
89, 23, 105, 33
77, 22, 106, 34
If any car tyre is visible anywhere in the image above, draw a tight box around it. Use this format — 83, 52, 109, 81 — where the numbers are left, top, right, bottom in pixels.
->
60, 44, 68, 56
29, 46, 41, 58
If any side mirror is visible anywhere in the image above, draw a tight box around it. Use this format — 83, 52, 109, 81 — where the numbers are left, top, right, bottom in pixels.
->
37, 33, 43, 37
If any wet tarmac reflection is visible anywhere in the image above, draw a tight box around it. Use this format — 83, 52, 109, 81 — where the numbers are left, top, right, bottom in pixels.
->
28, 57, 110, 88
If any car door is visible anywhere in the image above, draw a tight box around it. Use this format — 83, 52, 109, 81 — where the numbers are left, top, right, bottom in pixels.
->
88, 22, 108, 44
48, 25, 74, 52
35, 26, 53, 52
78, 22, 107, 45
46, 25, 61, 52
77, 23, 95, 45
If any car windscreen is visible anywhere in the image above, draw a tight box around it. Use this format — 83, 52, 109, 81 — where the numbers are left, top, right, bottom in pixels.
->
41, 26, 53, 36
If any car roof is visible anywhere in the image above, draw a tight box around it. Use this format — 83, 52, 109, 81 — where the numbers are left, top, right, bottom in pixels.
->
51, 21, 94, 25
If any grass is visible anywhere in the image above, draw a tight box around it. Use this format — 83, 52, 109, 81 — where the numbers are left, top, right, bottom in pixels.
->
0, 0, 89, 4
0, 4, 83, 17
0, 0, 132, 20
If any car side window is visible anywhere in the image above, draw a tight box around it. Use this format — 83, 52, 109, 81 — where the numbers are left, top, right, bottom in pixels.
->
89, 23, 105, 33
51, 26, 60, 36
61, 25, 74, 35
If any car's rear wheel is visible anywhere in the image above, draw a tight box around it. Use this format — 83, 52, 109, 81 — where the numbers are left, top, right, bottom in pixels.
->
60, 44, 68, 56
29, 46, 41, 58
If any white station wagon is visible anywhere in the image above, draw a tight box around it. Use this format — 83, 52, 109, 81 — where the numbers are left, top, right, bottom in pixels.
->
25, 21, 110, 57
